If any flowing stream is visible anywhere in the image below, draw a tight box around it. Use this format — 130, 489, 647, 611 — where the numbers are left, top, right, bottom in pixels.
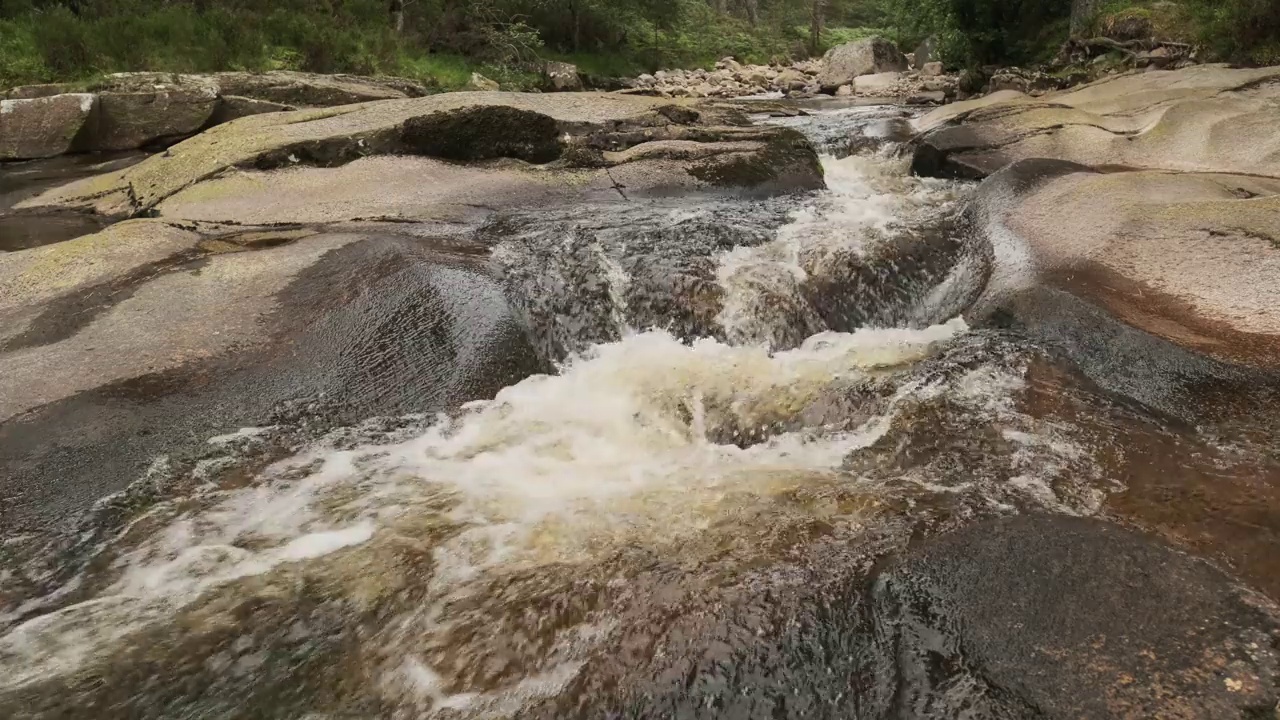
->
2, 104, 1275, 719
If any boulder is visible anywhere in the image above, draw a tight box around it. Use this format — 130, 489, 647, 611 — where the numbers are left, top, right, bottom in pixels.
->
911, 65, 1280, 181
466, 73, 500, 91
1136, 46, 1176, 69
847, 116, 914, 153
792, 59, 821, 75
90, 73, 220, 151
921, 76, 954, 92
817, 37, 908, 92
835, 84, 854, 97
957, 67, 988, 94
986, 67, 1063, 95
1099, 8, 1155, 41
0, 94, 96, 160
213, 71, 421, 107
776, 68, 809, 92
745, 70, 770, 88
921, 61, 944, 76
969, 161, 1280, 375
542, 61, 583, 92
906, 91, 946, 105
853, 71, 905, 95
715, 57, 743, 73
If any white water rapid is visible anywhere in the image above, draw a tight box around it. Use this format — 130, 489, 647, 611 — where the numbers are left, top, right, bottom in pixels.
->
0, 106, 1107, 719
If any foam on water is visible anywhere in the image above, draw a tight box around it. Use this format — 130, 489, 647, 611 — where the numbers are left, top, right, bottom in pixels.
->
0, 318, 970, 692
716, 149, 964, 346
0, 110, 1107, 716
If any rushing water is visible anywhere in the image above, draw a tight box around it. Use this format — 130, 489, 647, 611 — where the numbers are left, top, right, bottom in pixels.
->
2, 105, 1268, 718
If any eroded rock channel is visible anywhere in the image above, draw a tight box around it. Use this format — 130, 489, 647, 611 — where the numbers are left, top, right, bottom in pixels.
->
2, 71, 1279, 719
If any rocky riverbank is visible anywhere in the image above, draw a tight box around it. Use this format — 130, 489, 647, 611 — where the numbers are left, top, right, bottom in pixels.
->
1, 33, 1209, 163
620, 38, 961, 104
616, 33, 1213, 106
2, 60, 1279, 720
1, 71, 438, 160
909, 61, 1280, 612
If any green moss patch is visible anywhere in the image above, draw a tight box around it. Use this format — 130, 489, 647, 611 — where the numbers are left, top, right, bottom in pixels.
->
401, 106, 562, 164
689, 127, 822, 190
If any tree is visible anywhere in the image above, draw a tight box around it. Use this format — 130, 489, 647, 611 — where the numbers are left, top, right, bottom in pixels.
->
809, 0, 825, 56
1069, 0, 1097, 37
390, 0, 405, 33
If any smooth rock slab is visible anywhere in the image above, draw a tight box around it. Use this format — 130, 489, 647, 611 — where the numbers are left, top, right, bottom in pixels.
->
0, 94, 96, 160
970, 159, 1280, 372
91, 73, 220, 151
911, 64, 1280, 180
875, 515, 1280, 718
0, 222, 543, 534
206, 95, 295, 125
212, 70, 422, 107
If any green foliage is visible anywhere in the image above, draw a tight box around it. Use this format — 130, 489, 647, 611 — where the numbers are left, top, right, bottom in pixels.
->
877, 0, 1072, 68
1092, 0, 1280, 65
1, 0, 1273, 91
397, 52, 481, 89
1180, 0, 1280, 66
882, 0, 1280, 70
0, 18, 46, 85
0, 1, 415, 86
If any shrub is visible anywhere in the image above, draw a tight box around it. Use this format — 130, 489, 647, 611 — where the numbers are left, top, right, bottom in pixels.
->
0, 20, 46, 85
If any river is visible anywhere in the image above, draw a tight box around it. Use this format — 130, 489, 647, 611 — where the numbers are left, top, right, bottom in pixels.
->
2, 102, 1278, 719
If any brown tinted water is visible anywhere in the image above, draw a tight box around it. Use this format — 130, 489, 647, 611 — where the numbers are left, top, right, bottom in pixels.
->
1, 106, 1277, 719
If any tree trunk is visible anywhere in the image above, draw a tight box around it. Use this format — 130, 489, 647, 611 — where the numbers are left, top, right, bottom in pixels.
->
390, 0, 405, 34
572, 2, 581, 52
1070, 0, 1099, 37
809, 0, 825, 57
743, 0, 758, 26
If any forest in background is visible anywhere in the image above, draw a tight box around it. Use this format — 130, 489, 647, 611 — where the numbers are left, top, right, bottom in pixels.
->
1, 0, 1277, 89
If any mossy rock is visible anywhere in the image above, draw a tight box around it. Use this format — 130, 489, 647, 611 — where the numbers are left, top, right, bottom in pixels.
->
401, 106, 562, 163
689, 127, 823, 192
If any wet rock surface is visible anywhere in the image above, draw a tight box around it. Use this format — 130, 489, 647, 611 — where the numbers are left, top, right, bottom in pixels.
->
927, 67, 1280, 415
0, 151, 145, 250
875, 515, 1280, 719
0, 225, 544, 536
1, 87, 1280, 720
0, 92, 826, 537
